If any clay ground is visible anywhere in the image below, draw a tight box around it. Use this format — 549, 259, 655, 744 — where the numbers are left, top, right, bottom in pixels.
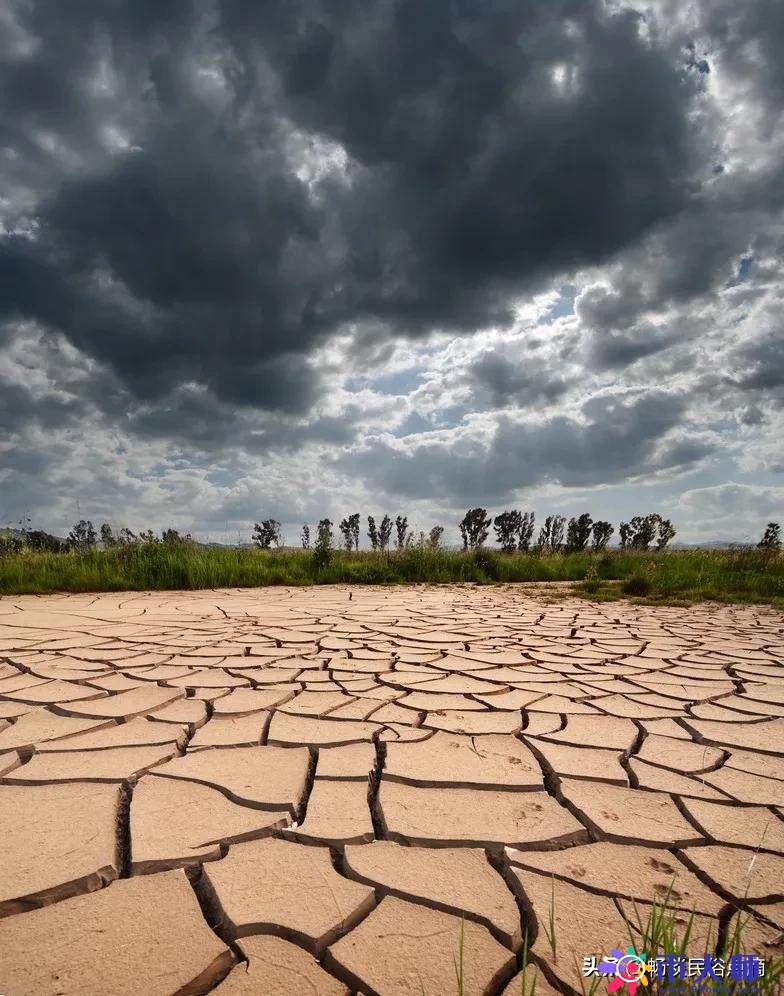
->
0, 586, 782, 995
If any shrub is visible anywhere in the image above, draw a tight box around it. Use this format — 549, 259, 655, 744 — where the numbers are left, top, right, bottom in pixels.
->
622, 573, 652, 597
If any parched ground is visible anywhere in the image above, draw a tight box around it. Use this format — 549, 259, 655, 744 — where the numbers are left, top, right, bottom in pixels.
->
0, 586, 782, 995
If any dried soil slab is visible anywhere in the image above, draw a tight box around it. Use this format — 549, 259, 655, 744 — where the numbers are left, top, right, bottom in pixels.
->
723, 910, 784, 961
506, 841, 725, 915
699, 765, 784, 806
151, 745, 310, 813
725, 748, 784, 781
684, 718, 784, 755
511, 869, 644, 996
189, 713, 270, 748
422, 709, 523, 735
522, 714, 563, 736
397, 690, 489, 712
288, 778, 374, 845
528, 739, 627, 785
318, 742, 377, 780
0, 679, 108, 704
473, 688, 544, 710
277, 690, 356, 716
536, 714, 638, 751
147, 697, 208, 726
679, 846, 784, 903
267, 712, 381, 747
213, 935, 349, 995
210, 686, 295, 716
0, 710, 114, 753
680, 799, 784, 853
629, 758, 729, 800
559, 779, 703, 846
131, 775, 288, 872
166, 668, 249, 688
380, 782, 588, 848
0, 869, 234, 996
53, 683, 184, 719
636, 734, 725, 772
326, 895, 515, 996
2, 743, 178, 783
502, 969, 562, 996
35, 716, 187, 751
343, 840, 522, 948
202, 836, 375, 951
0, 782, 120, 915
0, 672, 51, 692
384, 731, 542, 790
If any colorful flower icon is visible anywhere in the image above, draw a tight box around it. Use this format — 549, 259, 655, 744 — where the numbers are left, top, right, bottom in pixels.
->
598, 946, 649, 995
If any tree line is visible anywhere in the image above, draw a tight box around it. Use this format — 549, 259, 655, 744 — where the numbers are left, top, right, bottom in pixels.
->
2, 515, 781, 557
251, 510, 679, 553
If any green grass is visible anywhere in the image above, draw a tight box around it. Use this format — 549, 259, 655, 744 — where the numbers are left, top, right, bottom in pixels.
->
0, 544, 781, 605
446, 884, 784, 996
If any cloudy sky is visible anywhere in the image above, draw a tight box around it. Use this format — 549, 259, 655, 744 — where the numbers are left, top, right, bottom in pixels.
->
1, 0, 782, 546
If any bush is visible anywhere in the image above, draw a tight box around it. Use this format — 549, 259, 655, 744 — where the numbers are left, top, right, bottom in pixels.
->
622, 573, 652, 597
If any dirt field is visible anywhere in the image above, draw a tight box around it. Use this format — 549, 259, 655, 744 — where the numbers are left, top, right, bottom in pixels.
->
0, 586, 782, 994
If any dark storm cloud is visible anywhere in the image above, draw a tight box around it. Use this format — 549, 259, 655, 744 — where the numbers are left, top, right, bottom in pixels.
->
463, 350, 569, 407
339, 391, 713, 504
729, 332, 784, 406
0, 0, 711, 435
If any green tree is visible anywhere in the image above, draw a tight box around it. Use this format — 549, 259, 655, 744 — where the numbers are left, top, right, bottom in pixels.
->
252, 520, 281, 549
565, 513, 593, 552
758, 522, 781, 549
367, 516, 379, 550
591, 521, 614, 552
117, 527, 137, 547
348, 513, 360, 550
100, 523, 116, 548
162, 528, 191, 546
518, 512, 535, 551
428, 525, 444, 549
656, 518, 676, 550
459, 508, 491, 550
68, 519, 97, 551
313, 518, 334, 569
300, 524, 310, 549
395, 515, 409, 550
378, 515, 393, 552
494, 510, 522, 552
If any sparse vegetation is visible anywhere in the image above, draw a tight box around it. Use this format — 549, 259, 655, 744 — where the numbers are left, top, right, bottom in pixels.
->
0, 510, 780, 604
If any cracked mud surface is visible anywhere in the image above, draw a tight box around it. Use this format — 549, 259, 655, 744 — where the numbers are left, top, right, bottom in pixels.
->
0, 585, 782, 994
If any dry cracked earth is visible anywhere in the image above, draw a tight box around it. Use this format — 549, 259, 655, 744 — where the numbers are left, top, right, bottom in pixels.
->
0, 585, 783, 995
